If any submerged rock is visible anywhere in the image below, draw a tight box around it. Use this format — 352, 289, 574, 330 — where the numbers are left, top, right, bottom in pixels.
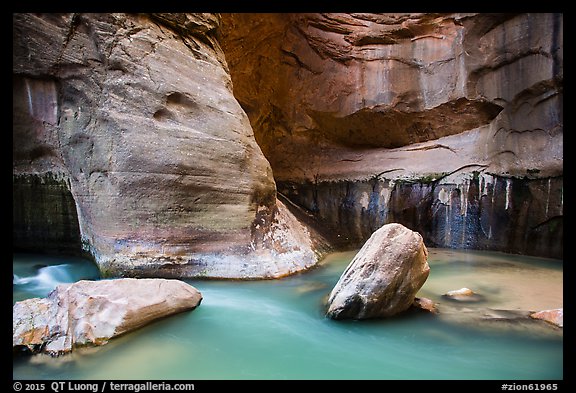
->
326, 223, 429, 319
442, 287, 484, 302
434, 307, 563, 338
446, 287, 475, 297
13, 278, 202, 356
530, 308, 563, 328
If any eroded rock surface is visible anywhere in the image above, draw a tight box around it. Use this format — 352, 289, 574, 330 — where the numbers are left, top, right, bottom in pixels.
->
13, 13, 322, 278
220, 13, 563, 259
220, 13, 562, 181
13, 12, 563, 276
13, 278, 202, 355
326, 223, 429, 319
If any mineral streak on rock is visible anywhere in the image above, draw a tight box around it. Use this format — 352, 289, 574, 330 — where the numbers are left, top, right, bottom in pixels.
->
220, 13, 562, 259
13, 13, 563, 277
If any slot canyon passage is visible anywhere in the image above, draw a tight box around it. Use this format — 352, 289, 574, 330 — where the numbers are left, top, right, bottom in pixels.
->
13, 13, 563, 380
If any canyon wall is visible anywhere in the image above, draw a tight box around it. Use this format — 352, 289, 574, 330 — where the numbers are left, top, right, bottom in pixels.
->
13, 13, 322, 278
13, 12, 563, 279
220, 13, 563, 259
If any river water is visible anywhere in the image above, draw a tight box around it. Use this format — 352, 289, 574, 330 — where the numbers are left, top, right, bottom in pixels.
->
13, 249, 563, 380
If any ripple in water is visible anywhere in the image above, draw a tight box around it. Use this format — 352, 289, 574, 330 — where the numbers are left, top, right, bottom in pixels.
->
13, 254, 100, 302
14, 264, 73, 291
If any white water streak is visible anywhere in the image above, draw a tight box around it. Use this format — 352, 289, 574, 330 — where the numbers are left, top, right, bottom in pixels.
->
546, 178, 551, 217
25, 78, 33, 115
505, 179, 512, 210
460, 180, 469, 217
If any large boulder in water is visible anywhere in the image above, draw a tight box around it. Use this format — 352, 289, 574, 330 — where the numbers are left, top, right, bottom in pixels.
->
326, 223, 429, 320
13, 278, 202, 356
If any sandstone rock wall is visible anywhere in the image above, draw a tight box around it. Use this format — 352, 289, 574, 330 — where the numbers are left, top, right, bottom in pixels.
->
220, 13, 563, 259
13, 13, 321, 278
13, 13, 563, 271
278, 174, 563, 259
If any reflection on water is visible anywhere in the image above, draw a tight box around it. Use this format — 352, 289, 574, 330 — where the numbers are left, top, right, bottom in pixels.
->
13, 249, 562, 380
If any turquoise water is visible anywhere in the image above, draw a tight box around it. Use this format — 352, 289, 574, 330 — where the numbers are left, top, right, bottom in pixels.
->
13, 249, 563, 380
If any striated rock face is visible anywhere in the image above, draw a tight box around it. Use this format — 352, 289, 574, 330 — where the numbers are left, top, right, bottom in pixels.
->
220, 13, 563, 259
13, 13, 321, 278
13, 278, 202, 355
221, 14, 501, 156
278, 173, 563, 258
326, 223, 429, 319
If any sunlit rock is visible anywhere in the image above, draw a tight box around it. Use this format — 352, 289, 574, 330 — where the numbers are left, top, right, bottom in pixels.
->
326, 223, 429, 319
13, 278, 202, 356
530, 308, 563, 328
443, 287, 484, 302
445, 287, 474, 297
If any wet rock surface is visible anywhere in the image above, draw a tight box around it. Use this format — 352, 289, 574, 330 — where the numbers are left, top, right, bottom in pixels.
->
277, 174, 563, 259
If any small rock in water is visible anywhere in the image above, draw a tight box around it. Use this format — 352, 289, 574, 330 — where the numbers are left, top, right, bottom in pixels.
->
412, 297, 439, 314
443, 287, 484, 302
446, 287, 474, 297
481, 308, 531, 323
530, 308, 563, 328
294, 281, 327, 294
